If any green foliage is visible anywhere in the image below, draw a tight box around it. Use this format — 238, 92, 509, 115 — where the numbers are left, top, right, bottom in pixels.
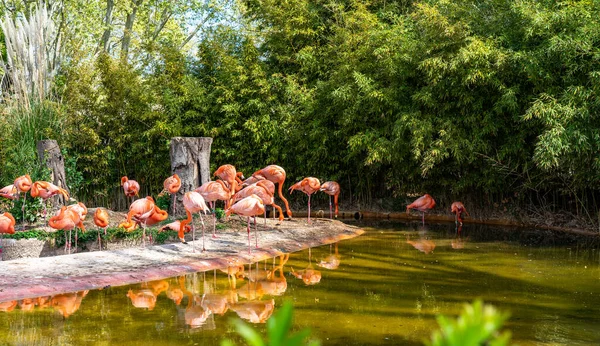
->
425, 300, 511, 346
214, 207, 225, 220
155, 193, 171, 212
9, 196, 44, 223
222, 301, 320, 346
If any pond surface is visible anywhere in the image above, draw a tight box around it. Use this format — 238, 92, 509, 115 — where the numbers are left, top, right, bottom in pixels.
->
0, 221, 599, 345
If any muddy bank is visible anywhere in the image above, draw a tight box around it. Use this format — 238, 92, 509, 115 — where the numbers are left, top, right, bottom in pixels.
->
0, 218, 363, 302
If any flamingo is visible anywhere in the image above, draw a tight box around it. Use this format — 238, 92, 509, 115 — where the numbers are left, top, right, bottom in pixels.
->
289, 177, 321, 224
163, 174, 181, 213
49, 206, 85, 254
30, 181, 69, 220
121, 176, 140, 207
121, 196, 155, 246
180, 191, 210, 251
13, 174, 32, 229
242, 177, 279, 219
65, 202, 87, 249
317, 242, 341, 270
225, 194, 265, 252
51, 291, 88, 318
290, 248, 321, 285
195, 179, 230, 237
252, 165, 292, 219
406, 194, 436, 226
93, 208, 109, 249
0, 184, 17, 200
0, 212, 16, 260
159, 220, 191, 233
214, 164, 242, 207
451, 201, 470, 225
319, 181, 340, 219
234, 181, 284, 224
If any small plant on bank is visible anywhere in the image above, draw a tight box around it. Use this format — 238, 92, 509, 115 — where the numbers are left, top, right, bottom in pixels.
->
425, 300, 511, 346
155, 193, 171, 212
221, 301, 320, 346
9, 197, 44, 223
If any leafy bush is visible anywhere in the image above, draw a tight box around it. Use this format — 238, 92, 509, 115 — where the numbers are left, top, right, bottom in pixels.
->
425, 300, 511, 346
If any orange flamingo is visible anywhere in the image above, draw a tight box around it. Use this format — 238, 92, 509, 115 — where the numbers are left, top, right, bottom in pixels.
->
319, 181, 340, 219
93, 208, 109, 249
13, 174, 32, 229
252, 165, 292, 219
289, 177, 321, 224
163, 173, 181, 212
30, 181, 69, 220
234, 181, 284, 224
49, 206, 85, 254
214, 164, 240, 208
195, 179, 230, 237
160, 220, 191, 233
121, 176, 140, 207
406, 194, 436, 226
66, 202, 87, 249
0, 212, 16, 260
121, 196, 156, 246
226, 194, 265, 252
242, 177, 280, 219
451, 201, 470, 225
180, 191, 209, 251
0, 184, 17, 200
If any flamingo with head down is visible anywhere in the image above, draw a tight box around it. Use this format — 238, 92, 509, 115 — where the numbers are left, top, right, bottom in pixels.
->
121, 176, 140, 207
320, 181, 340, 219
289, 177, 321, 224
451, 201, 469, 225
252, 165, 292, 219
30, 181, 69, 219
49, 206, 86, 254
180, 191, 210, 251
214, 165, 242, 208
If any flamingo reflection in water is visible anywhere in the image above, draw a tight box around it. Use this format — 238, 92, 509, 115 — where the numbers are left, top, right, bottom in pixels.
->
406, 234, 436, 254
201, 270, 238, 316
51, 290, 89, 318
126, 280, 169, 311
451, 224, 466, 250
178, 275, 213, 329
290, 248, 322, 285
317, 242, 341, 270
0, 300, 17, 312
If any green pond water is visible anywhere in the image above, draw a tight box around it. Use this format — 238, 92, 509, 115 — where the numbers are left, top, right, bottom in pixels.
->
0, 221, 599, 345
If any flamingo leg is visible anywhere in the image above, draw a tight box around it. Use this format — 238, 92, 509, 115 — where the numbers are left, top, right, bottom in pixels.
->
307, 194, 312, 224
246, 216, 251, 254
74, 229, 78, 252
43, 202, 47, 222
142, 222, 146, 247
98, 229, 102, 250
254, 215, 258, 248
329, 195, 333, 219
199, 212, 207, 252
21, 193, 26, 231
68, 229, 72, 254
104, 226, 107, 236
455, 212, 458, 225
64, 231, 67, 254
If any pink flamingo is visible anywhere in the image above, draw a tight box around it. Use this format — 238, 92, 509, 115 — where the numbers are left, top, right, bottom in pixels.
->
451, 201, 470, 225
163, 174, 181, 213
13, 175, 32, 229
406, 194, 436, 226
30, 181, 69, 220
319, 181, 340, 219
252, 165, 292, 219
234, 181, 284, 224
226, 194, 265, 252
289, 177, 321, 224
180, 191, 210, 251
195, 179, 231, 237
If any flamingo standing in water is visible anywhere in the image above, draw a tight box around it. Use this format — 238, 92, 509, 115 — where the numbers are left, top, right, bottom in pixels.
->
289, 177, 321, 224
451, 201, 470, 225
49, 206, 85, 254
319, 181, 340, 219
93, 208, 109, 249
406, 194, 436, 226
0, 212, 16, 260
163, 174, 181, 213
226, 194, 265, 252
180, 191, 210, 251
196, 179, 231, 237
252, 165, 292, 219
13, 175, 32, 229
214, 165, 242, 208
30, 181, 69, 220
121, 176, 140, 207
234, 181, 284, 224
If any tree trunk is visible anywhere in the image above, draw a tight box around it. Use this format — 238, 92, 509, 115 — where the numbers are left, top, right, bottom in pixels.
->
36, 140, 70, 207
98, 0, 114, 53
121, 0, 143, 62
169, 137, 213, 216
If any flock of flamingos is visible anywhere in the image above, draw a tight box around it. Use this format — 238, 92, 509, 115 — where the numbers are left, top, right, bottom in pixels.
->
0, 163, 470, 254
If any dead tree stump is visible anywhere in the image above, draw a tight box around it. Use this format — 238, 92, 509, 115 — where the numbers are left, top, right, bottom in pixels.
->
36, 140, 70, 206
169, 137, 213, 216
